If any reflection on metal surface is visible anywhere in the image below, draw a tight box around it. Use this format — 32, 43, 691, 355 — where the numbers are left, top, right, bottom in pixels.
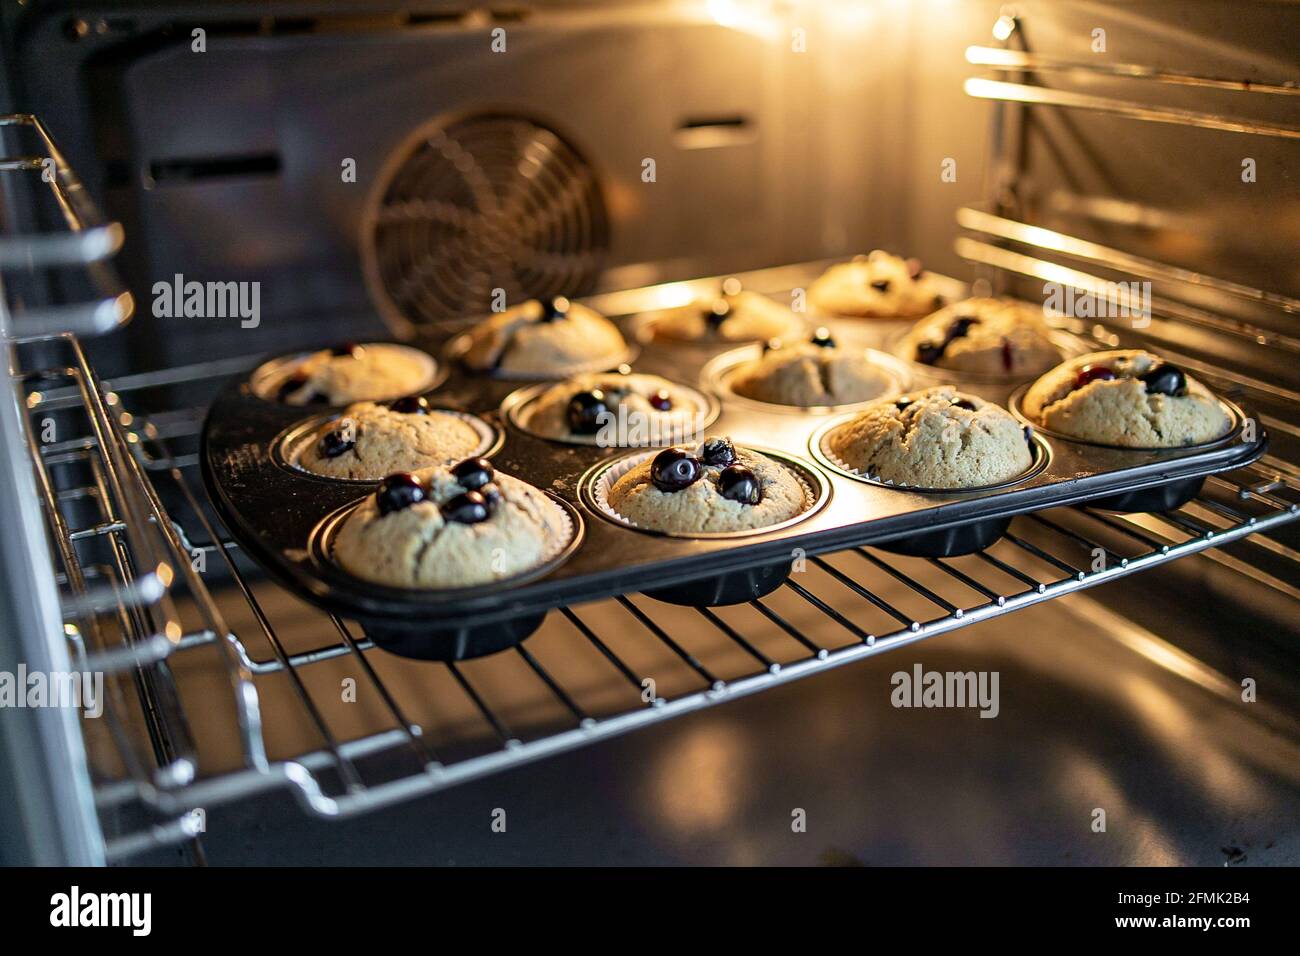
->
966, 46, 1300, 96
964, 77, 1300, 141
653, 721, 749, 834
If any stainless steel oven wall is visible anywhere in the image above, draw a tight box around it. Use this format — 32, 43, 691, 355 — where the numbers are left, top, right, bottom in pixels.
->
10, 1, 911, 368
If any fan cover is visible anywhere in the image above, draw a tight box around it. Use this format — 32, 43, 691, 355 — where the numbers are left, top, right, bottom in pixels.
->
362, 114, 609, 333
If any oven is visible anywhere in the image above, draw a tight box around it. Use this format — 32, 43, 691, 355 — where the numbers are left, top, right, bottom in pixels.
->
1, 0, 1298, 869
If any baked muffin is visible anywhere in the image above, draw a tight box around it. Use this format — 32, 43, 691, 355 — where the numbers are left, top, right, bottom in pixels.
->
646, 279, 803, 344
729, 328, 897, 406
900, 297, 1061, 377
267, 343, 436, 406
522, 372, 707, 445
296, 397, 487, 480
461, 296, 627, 376
824, 386, 1033, 488
808, 251, 944, 319
605, 437, 807, 534
1022, 350, 1232, 448
334, 458, 569, 589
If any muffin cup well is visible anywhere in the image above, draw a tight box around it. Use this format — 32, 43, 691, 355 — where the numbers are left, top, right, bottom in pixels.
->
442, 332, 640, 381
249, 343, 443, 406
1007, 384, 1245, 513
580, 447, 829, 605
501, 378, 721, 447
810, 416, 1051, 557
309, 493, 583, 660
273, 408, 501, 484
700, 343, 912, 416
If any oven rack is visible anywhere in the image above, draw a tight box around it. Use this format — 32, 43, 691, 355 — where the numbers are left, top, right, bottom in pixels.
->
19, 308, 1298, 861
0, 113, 132, 339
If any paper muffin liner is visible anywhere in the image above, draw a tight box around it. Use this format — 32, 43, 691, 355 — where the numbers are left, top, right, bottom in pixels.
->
813, 416, 1046, 494
278, 408, 501, 484
584, 446, 823, 539
503, 377, 721, 448
251, 343, 441, 405
325, 479, 579, 593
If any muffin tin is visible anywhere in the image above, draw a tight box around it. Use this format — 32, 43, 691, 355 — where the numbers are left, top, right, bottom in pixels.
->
202, 296, 1268, 661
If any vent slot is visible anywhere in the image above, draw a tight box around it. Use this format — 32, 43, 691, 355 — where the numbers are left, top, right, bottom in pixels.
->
147, 153, 282, 184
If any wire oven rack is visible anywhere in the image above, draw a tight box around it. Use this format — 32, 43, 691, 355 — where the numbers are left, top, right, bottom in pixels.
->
16, 248, 1299, 861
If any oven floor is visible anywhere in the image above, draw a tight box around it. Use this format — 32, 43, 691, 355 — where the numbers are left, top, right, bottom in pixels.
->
127, 580, 1300, 866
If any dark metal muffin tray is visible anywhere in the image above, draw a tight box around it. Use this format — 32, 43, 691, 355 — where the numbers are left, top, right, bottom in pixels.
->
201, 288, 1268, 658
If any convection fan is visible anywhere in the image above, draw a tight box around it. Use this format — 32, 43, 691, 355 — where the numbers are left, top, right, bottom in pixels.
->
362, 113, 609, 334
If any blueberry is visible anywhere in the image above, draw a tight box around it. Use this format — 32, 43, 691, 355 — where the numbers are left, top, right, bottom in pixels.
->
480, 483, 503, 508
700, 436, 737, 467
810, 327, 836, 349
650, 448, 703, 492
895, 397, 913, 410
442, 490, 491, 524
915, 341, 945, 365
1000, 340, 1014, 372
763, 337, 784, 353
1137, 362, 1187, 397
1023, 425, 1035, 447
566, 389, 610, 435
376, 473, 426, 516
389, 395, 430, 415
1073, 364, 1116, 390
451, 456, 494, 491
318, 426, 355, 459
275, 372, 311, 402
947, 316, 979, 339
331, 342, 364, 358
649, 389, 673, 411
539, 296, 570, 322
717, 464, 762, 505
952, 398, 977, 411
705, 299, 732, 327
870, 279, 891, 293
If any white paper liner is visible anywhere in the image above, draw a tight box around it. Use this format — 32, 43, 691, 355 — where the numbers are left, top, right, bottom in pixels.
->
330, 481, 577, 592
283, 409, 499, 483
588, 447, 818, 538
509, 379, 719, 448
817, 421, 1040, 493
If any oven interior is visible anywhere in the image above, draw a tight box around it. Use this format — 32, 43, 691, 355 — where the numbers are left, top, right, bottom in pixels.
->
1, 0, 1298, 865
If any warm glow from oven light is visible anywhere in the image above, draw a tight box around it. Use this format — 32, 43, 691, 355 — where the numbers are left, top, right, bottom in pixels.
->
706, 0, 781, 39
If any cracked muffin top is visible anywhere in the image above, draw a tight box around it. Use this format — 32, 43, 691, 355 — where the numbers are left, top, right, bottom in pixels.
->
605, 438, 808, 534
264, 343, 437, 406
521, 371, 707, 445
334, 458, 568, 589
461, 296, 627, 376
899, 297, 1062, 378
644, 279, 804, 344
295, 398, 487, 480
808, 250, 945, 319
728, 328, 898, 407
824, 385, 1033, 488
1022, 350, 1232, 448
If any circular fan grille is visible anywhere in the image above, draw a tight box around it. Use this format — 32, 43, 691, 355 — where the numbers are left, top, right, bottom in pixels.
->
362, 114, 609, 333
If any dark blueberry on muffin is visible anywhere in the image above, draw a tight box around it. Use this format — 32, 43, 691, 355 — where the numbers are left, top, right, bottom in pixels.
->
330, 342, 365, 359
539, 296, 571, 323
701, 436, 737, 467
705, 299, 732, 327
870, 279, 891, 293
1138, 363, 1187, 397
441, 490, 491, 524
895, 397, 913, 410
451, 456, 494, 492
566, 388, 610, 435
717, 464, 762, 505
762, 337, 784, 353
952, 399, 977, 411
649, 389, 673, 411
651, 448, 703, 492
810, 327, 836, 349
376, 473, 426, 515
915, 341, 945, 366
318, 426, 355, 459
389, 395, 430, 415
